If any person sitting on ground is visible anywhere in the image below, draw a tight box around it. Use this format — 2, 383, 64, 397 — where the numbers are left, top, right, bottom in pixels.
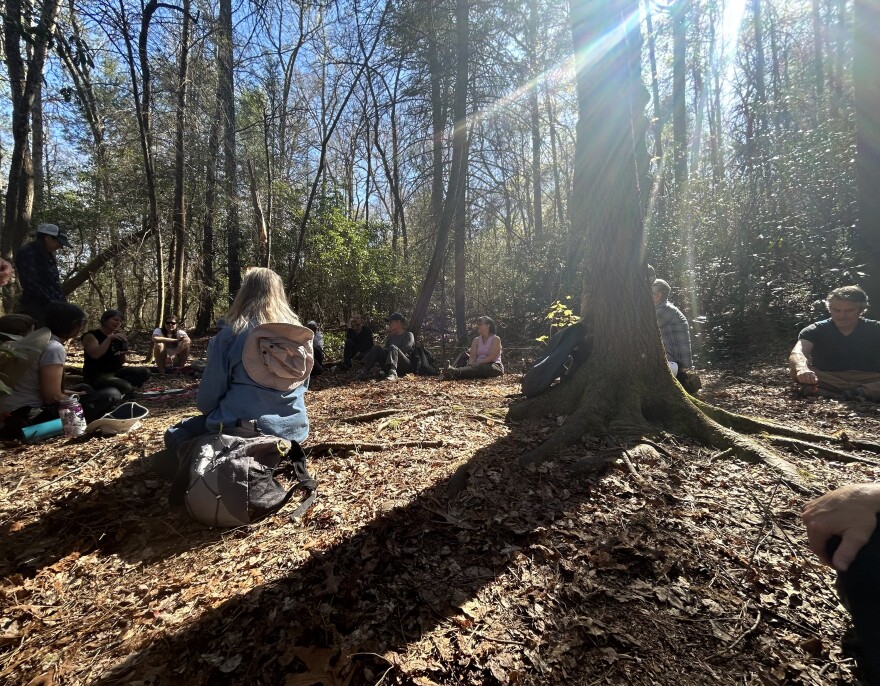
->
356, 312, 414, 382
789, 285, 880, 401
305, 320, 324, 375
82, 309, 150, 395
342, 313, 374, 369
802, 483, 880, 683
152, 315, 190, 373
652, 279, 694, 377
443, 316, 504, 380
0, 314, 37, 342
0, 302, 122, 440
14, 223, 70, 326
164, 267, 313, 457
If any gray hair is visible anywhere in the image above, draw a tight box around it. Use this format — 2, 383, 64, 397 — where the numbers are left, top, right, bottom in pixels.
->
652, 279, 671, 301
827, 285, 868, 311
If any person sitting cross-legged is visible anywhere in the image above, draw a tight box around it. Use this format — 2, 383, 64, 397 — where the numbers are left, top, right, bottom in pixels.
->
342, 313, 374, 369
163, 267, 313, 458
356, 312, 414, 382
152, 315, 190, 373
652, 279, 694, 378
443, 316, 504, 380
0, 303, 121, 440
789, 285, 880, 401
82, 309, 150, 395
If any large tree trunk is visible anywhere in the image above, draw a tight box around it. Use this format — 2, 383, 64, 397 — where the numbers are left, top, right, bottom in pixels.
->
196, 103, 221, 335
853, 0, 880, 307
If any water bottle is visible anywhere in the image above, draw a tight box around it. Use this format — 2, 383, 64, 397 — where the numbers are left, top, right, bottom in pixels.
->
59, 395, 87, 438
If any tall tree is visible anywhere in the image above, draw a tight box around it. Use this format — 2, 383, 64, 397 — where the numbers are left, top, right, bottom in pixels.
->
671, 0, 688, 188
410, 0, 469, 338
218, 0, 241, 300
1, 0, 62, 260
171, 0, 192, 316
504, 0, 808, 492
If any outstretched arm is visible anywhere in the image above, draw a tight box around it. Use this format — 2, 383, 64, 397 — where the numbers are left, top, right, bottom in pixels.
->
803, 483, 880, 571
789, 339, 816, 384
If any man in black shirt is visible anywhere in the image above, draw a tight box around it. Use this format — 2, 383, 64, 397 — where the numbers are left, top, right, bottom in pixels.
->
342, 313, 373, 369
789, 286, 880, 400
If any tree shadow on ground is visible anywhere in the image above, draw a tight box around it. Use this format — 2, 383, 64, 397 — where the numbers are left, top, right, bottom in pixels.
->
0, 448, 227, 577
78, 410, 781, 686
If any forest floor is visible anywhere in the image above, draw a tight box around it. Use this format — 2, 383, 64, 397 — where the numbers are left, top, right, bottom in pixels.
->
2, 340, 879, 686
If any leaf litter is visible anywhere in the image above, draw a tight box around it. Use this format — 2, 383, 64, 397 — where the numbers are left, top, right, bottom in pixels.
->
1, 349, 877, 684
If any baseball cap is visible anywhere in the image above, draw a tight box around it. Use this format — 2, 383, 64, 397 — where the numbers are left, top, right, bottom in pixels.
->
36, 223, 71, 248
385, 312, 406, 322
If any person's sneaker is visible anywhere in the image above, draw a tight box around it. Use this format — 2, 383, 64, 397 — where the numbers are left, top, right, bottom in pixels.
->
384, 370, 398, 382
356, 368, 372, 381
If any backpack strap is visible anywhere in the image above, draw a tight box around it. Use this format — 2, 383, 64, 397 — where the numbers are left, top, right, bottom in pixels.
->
281, 441, 318, 520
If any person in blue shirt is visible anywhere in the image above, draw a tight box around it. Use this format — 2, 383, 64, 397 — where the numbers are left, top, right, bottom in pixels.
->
164, 267, 314, 457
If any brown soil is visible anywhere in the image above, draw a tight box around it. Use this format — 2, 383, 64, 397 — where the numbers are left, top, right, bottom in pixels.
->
1, 343, 877, 685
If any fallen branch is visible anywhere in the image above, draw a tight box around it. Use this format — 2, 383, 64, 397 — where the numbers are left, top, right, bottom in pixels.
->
309, 440, 444, 456
341, 409, 404, 423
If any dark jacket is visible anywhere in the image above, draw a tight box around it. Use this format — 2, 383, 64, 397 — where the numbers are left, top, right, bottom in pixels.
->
15, 240, 64, 310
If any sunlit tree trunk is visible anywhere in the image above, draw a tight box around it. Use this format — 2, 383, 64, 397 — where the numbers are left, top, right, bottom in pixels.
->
671, 0, 688, 189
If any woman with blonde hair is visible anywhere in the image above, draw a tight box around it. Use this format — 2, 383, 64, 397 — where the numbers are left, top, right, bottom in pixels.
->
164, 268, 314, 455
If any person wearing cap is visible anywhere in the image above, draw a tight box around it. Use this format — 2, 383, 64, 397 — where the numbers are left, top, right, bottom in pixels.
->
789, 285, 880, 400
356, 312, 414, 382
342, 313, 373, 369
163, 268, 313, 457
151, 315, 191, 374
305, 320, 324, 375
82, 309, 151, 394
14, 223, 70, 327
652, 279, 693, 377
443, 316, 504, 380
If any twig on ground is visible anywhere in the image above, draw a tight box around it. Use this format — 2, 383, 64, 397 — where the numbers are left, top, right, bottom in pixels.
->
341, 408, 405, 423
38, 446, 111, 490
708, 607, 761, 658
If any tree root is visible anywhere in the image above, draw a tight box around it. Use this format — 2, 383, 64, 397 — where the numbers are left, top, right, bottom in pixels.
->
690, 397, 844, 444
767, 436, 880, 467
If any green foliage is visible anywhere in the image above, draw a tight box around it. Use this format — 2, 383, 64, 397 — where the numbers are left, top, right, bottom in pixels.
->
535, 297, 579, 343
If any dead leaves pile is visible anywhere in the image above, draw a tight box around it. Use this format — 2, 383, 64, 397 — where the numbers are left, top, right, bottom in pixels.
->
1, 362, 877, 685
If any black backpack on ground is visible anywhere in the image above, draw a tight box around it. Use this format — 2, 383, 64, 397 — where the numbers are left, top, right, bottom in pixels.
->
521, 322, 590, 398
169, 428, 317, 527
409, 344, 440, 376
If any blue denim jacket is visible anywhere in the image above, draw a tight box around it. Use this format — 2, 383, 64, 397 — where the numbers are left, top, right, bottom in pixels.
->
196, 323, 310, 442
